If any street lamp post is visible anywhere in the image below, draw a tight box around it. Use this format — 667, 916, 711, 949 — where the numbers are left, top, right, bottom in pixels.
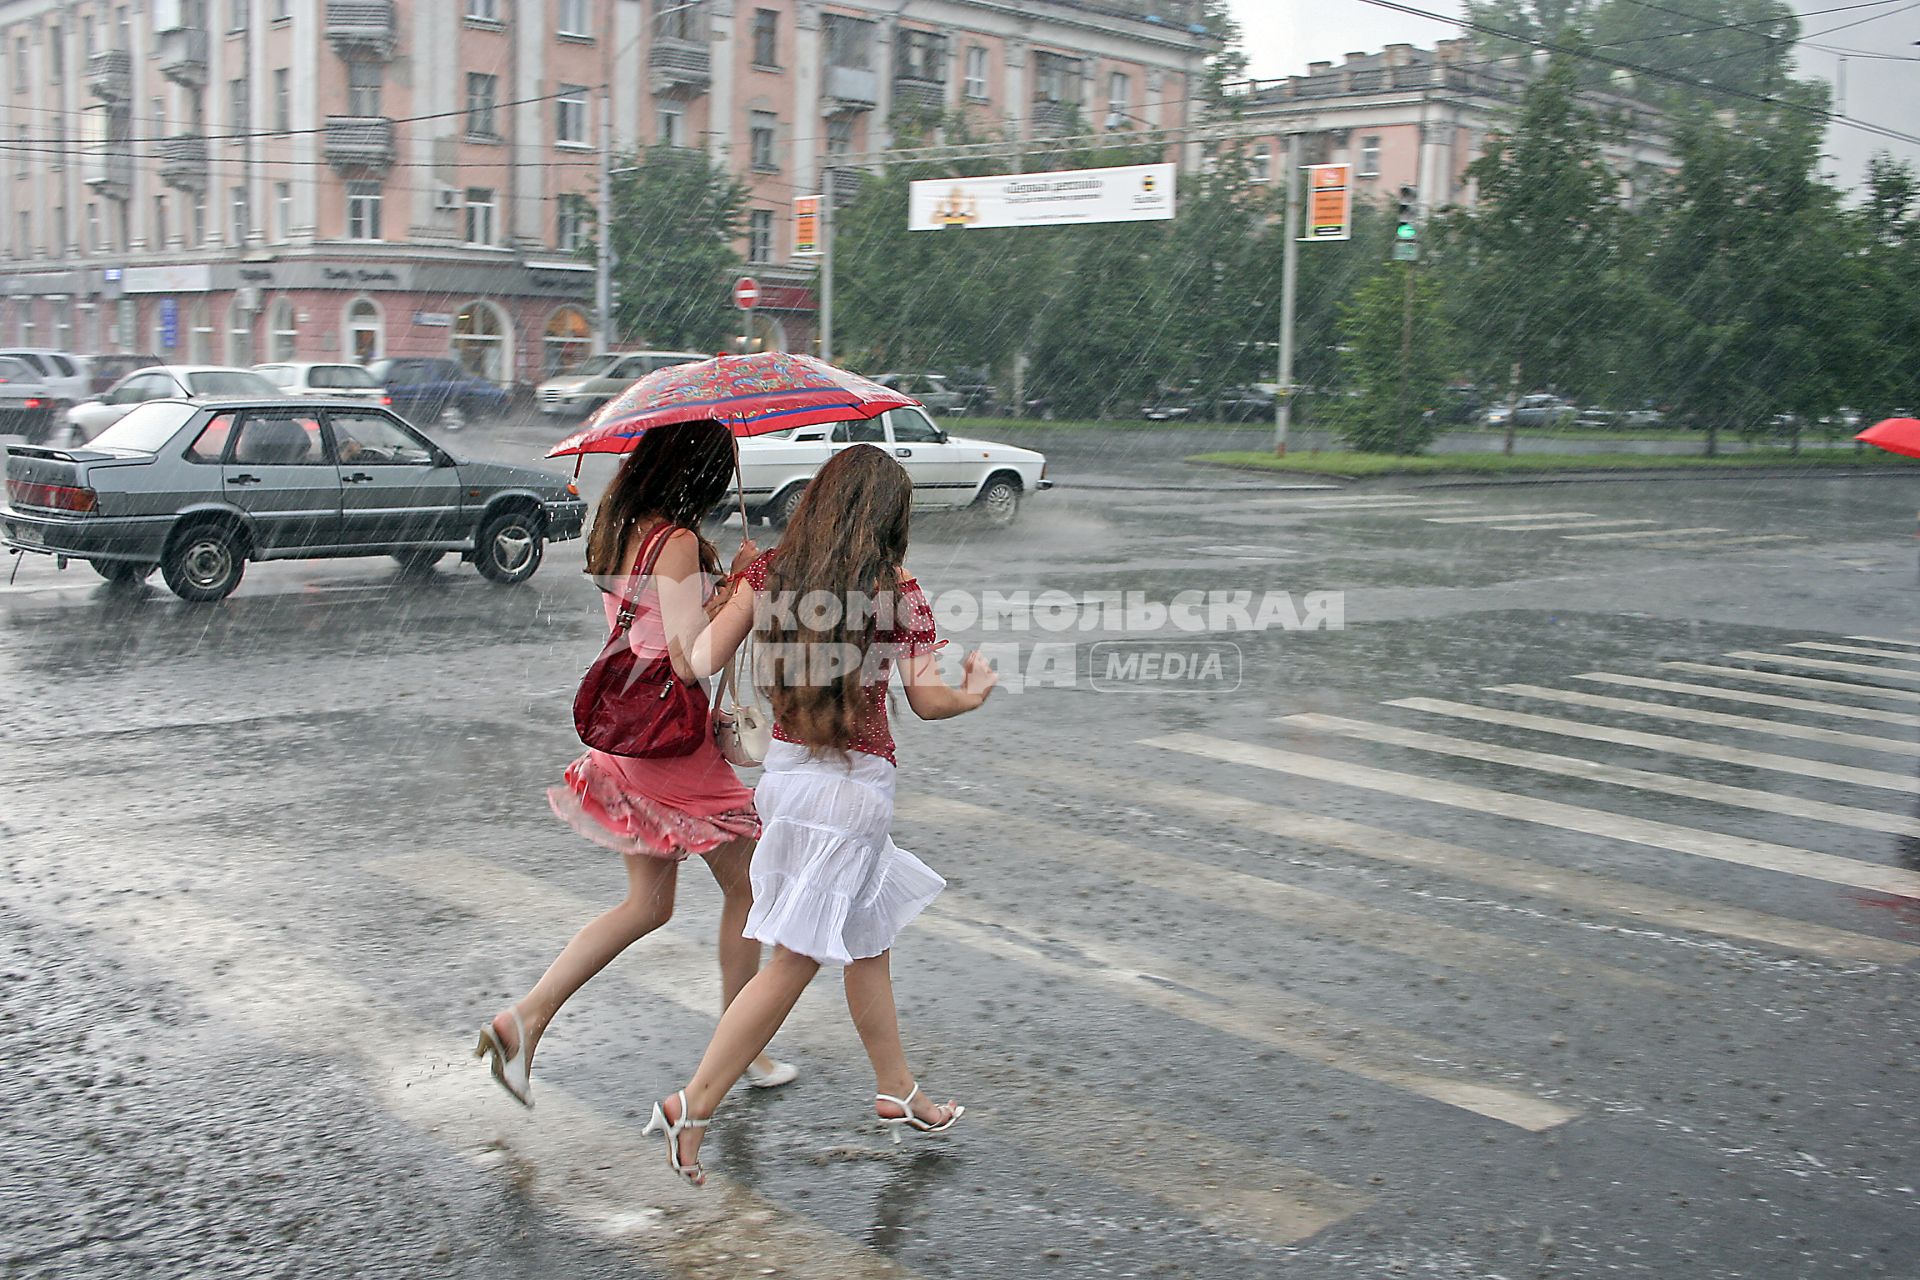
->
1275, 132, 1302, 456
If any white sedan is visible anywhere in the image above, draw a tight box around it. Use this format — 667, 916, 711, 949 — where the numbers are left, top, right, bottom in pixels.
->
66, 365, 281, 442
732, 405, 1050, 527
253, 361, 388, 403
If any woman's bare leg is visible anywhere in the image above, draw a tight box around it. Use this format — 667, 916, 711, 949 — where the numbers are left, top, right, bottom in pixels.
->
844, 951, 959, 1127
491, 851, 679, 1067
699, 838, 782, 1076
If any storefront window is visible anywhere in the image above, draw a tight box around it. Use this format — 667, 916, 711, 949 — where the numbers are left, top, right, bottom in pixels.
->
347, 297, 381, 362
226, 300, 253, 365
188, 298, 212, 363
543, 305, 590, 376
269, 298, 297, 360
452, 301, 509, 383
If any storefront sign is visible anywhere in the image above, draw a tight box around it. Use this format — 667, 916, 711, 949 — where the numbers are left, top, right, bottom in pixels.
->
908, 162, 1177, 232
158, 298, 180, 350
123, 263, 213, 294
413, 311, 452, 327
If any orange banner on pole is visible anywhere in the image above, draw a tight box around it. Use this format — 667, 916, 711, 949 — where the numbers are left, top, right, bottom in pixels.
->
1303, 164, 1352, 242
794, 195, 821, 256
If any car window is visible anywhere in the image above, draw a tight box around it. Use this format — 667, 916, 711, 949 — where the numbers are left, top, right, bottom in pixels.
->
615, 357, 652, 379
6, 353, 49, 375
186, 412, 237, 463
0, 357, 33, 381
86, 401, 200, 453
649, 356, 701, 373
256, 365, 296, 387
565, 354, 621, 377
832, 418, 886, 444
330, 410, 434, 465
311, 365, 377, 389
232, 410, 329, 465
888, 408, 943, 444
50, 355, 76, 376
188, 370, 278, 397
113, 374, 168, 404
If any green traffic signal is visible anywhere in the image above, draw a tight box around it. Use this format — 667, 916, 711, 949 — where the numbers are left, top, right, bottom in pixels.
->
1395, 222, 1418, 241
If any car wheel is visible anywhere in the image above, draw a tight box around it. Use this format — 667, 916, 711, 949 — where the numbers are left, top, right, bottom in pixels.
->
473, 508, 544, 585
161, 523, 247, 602
973, 475, 1021, 528
90, 560, 155, 585
769, 484, 807, 530
436, 400, 469, 432
393, 549, 448, 574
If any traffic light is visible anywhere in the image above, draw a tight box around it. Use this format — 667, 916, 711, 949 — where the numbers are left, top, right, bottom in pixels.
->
1395, 185, 1418, 242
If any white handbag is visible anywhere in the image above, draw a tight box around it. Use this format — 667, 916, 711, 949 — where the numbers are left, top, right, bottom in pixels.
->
712, 639, 774, 768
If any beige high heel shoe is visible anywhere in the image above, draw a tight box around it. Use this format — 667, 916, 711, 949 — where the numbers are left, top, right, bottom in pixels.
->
473, 1009, 533, 1109
641, 1089, 711, 1187
875, 1082, 963, 1144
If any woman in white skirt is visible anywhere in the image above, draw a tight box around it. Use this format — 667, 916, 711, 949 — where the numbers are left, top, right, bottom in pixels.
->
642, 444, 998, 1186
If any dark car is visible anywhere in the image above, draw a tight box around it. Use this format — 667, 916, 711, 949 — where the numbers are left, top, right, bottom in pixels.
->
1, 398, 586, 601
1142, 384, 1204, 421
1210, 385, 1278, 423
944, 366, 1000, 417
366, 357, 511, 431
87, 353, 165, 396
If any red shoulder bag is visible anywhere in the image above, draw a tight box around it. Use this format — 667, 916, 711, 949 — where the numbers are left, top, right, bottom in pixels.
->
572, 523, 711, 758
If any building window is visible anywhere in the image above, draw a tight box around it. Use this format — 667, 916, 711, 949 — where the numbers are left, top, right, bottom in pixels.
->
231, 186, 249, 245
269, 298, 297, 361
188, 299, 212, 363
556, 193, 590, 252
544, 306, 591, 375
82, 16, 95, 57
52, 298, 72, 351
14, 38, 27, 90
226, 300, 252, 364
556, 85, 588, 146
50, 120, 65, 170
347, 62, 381, 117
1034, 52, 1082, 105
465, 188, 496, 246
192, 194, 206, 246
273, 68, 291, 132
86, 203, 103, 252
273, 0, 291, 20
452, 301, 509, 382
229, 78, 248, 140
826, 116, 853, 157
152, 196, 168, 250
1108, 71, 1130, 118
1248, 147, 1271, 184
346, 297, 381, 362
346, 182, 382, 240
823, 14, 871, 69
657, 104, 684, 146
229, 0, 248, 32
558, 0, 590, 37
896, 29, 946, 84
751, 8, 778, 67
1359, 135, 1381, 178
467, 0, 499, 21
274, 181, 292, 242
48, 24, 62, 82
466, 73, 498, 137
749, 112, 777, 171
747, 209, 772, 264
653, 0, 698, 41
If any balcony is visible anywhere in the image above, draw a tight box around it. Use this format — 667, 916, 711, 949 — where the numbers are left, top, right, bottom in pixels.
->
892, 74, 946, 116
323, 116, 395, 175
326, 1, 398, 60
823, 65, 878, 114
83, 145, 132, 200
650, 38, 710, 95
159, 134, 209, 192
86, 49, 131, 102
1031, 99, 1081, 139
158, 26, 209, 87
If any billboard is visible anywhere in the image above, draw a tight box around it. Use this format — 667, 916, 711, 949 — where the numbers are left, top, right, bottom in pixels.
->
909, 163, 1177, 232
1303, 164, 1353, 242
793, 195, 821, 256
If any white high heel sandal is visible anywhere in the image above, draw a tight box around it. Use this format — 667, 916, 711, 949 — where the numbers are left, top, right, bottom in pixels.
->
641, 1089, 711, 1187
743, 1058, 800, 1089
473, 1009, 533, 1109
875, 1082, 964, 1144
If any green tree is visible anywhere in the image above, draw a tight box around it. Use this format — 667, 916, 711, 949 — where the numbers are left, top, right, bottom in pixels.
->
604, 146, 750, 351
1328, 265, 1451, 454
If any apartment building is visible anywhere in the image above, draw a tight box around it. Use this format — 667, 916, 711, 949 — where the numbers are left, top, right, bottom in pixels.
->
1231, 41, 1675, 216
0, 0, 1213, 384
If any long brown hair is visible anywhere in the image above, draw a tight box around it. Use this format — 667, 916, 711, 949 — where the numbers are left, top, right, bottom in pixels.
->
759, 443, 913, 754
584, 419, 736, 582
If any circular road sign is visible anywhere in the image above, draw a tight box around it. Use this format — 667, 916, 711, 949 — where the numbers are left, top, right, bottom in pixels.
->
733, 277, 761, 310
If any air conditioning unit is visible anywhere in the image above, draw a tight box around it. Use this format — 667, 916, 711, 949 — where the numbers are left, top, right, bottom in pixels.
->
434, 186, 460, 213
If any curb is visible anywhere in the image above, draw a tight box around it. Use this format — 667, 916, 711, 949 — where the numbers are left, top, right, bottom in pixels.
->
1185, 460, 1911, 488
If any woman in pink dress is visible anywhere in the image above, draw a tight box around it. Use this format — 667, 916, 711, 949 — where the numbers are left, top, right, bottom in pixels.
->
474, 420, 794, 1106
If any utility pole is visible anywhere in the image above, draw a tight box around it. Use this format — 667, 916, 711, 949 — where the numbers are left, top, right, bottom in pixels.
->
820, 167, 835, 363
1274, 132, 1302, 457
595, 86, 614, 353
1392, 185, 1419, 456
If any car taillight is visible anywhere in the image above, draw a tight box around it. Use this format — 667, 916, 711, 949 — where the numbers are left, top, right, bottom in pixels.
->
381, 394, 392, 406
6, 479, 97, 513
23, 397, 42, 409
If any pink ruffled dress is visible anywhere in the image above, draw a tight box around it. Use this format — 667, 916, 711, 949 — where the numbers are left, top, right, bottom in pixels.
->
547, 563, 761, 861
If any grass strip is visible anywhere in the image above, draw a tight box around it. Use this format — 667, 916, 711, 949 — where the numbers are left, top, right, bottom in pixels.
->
1188, 449, 1913, 478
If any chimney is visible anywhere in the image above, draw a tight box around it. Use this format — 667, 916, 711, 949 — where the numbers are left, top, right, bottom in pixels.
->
1344, 51, 1368, 65
1385, 43, 1413, 66
1308, 61, 1331, 75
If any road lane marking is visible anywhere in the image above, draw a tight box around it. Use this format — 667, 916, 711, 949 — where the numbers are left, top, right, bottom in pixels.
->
1423, 512, 1594, 524
1723, 651, 1920, 686
1559, 527, 1726, 541
1017, 761, 1920, 965
371, 854, 1373, 1247
1486, 518, 1659, 532
897, 795, 1678, 996
1144, 732, 1920, 899
1386, 697, 1920, 792
1661, 661, 1920, 705
1632, 535, 1808, 549
1577, 672, 1920, 726
76, 892, 918, 1280
1248, 494, 1477, 509
920, 894, 1579, 1133
1850, 636, 1920, 649
1487, 684, 1920, 757
1279, 713, 1920, 838
1788, 642, 1920, 664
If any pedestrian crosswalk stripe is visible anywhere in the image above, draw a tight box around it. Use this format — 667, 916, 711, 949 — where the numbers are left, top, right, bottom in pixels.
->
1423, 512, 1596, 524
898, 795, 1679, 996
1280, 713, 1920, 838
1487, 683, 1920, 756
1661, 661, 1920, 705
1578, 671, 1920, 726
1849, 635, 1920, 649
1559, 527, 1727, 541
1632, 535, 1809, 549
1486, 518, 1659, 532
1250, 494, 1476, 509
1723, 651, 1920, 686
1146, 732, 1920, 898
1022, 761, 1920, 965
85, 891, 920, 1280
920, 894, 1580, 1133
1788, 641, 1920, 664
1387, 697, 1920, 791
372, 854, 1374, 1247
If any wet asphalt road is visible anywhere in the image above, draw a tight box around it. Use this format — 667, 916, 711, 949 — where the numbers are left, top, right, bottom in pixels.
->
3, 415, 1918, 1279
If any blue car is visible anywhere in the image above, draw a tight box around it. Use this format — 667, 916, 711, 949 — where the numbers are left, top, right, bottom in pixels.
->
366, 357, 510, 431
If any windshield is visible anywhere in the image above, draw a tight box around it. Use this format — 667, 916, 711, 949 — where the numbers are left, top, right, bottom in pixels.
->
563, 354, 621, 377
310, 365, 378, 389
86, 402, 201, 453
187, 370, 279, 397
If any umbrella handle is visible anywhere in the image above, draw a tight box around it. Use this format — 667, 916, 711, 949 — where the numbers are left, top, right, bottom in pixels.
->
734, 441, 751, 532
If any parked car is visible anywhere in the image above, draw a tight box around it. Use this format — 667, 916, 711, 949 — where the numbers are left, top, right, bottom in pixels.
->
1210, 385, 1278, 422
1436, 383, 1483, 425
1142, 384, 1204, 421
0, 355, 59, 443
0, 349, 90, 405
66, 366, 281, 442
536, 349, 708, 419
253, 361, 389, 403
1, 397, 587, 601
945, 366, 1001, 417
874, 373, 969, 417
1512, 394, 1578, 429
731, 405, 1050, 528
86, 353, 165, 395
365, 357, 510, 431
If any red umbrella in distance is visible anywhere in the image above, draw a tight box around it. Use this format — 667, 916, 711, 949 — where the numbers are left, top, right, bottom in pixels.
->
1855, 417, 1920, 459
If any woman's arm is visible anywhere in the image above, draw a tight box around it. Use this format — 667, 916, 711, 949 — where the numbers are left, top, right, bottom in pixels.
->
902, 648, 998, 720
648, 529, 757, 680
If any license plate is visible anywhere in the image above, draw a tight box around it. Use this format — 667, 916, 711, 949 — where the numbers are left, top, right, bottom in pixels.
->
8, 521, 44, 547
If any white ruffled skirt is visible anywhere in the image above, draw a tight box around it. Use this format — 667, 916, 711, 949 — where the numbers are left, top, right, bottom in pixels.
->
744, 740, 946, 966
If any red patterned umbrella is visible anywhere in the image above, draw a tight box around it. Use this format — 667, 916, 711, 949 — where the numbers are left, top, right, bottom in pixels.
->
1856, 417, 1920, 460
548, 352, 917, 458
